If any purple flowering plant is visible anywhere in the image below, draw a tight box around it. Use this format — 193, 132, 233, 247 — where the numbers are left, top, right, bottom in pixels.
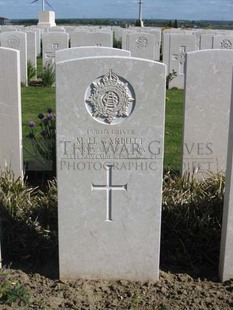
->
27, 108, 56, 174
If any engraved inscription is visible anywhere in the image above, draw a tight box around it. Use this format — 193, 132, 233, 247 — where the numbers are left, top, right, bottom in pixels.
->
85, 69, 135, 125
220, 39, 232, 49
7, 35, 20, 48
45, 52, 55, 59
136, 36, 148, 49
45, 52, 55, 66
92, 165, 127, 221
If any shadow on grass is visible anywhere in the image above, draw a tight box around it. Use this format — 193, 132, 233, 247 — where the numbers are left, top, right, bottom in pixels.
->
1, 214, 59, 279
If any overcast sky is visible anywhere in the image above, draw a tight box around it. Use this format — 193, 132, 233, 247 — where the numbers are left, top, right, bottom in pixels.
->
0, 0, 233, 20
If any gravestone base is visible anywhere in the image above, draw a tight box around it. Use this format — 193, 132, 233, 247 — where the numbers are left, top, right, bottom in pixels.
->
37, 11, 56, 28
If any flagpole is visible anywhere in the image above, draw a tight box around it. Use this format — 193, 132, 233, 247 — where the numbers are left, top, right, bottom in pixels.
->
42, 0, 45, 11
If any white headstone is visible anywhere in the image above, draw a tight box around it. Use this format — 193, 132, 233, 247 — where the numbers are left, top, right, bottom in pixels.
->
70, 31, 113, 48
27, 27, 42, 56
125, 32, 155, 60
0, 47, 23, 177
219, 78, 233, 281
56, 56, 166, 281
55, 46, 131, 63
0, 31, 28, 85
182, 50, 233, 177
0, 26, 17, 32
213, 35, 233, 50
42, 32, 69, 67
200, 34, 213, 50
25, 31, 37, 70
135, 28, 161, 61
49, 26, 65, 32
122, 29, 135, 50
168, 34, 196, 88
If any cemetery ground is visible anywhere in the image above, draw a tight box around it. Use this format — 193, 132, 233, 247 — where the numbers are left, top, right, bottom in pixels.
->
0, 87, 232, 309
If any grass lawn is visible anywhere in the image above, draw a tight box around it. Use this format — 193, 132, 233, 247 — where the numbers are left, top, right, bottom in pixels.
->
21, 86, 184, 173
164, 89, 184, 173
21, 86, 55, 164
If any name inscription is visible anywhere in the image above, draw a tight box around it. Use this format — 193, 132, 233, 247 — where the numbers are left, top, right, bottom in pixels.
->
58, 128, 163, 171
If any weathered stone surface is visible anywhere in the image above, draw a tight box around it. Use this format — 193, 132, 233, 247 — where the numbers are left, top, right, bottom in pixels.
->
0, 31, 28, 85
219, 77, 233, 282
55, 46, 131, 63
70, 31, 113, 48
182, 50, 233, 177
42, 32, 69, 67
56, 56, 166, 281
0, 47, 23, 177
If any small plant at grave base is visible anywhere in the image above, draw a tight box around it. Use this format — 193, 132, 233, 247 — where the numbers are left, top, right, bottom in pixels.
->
27, 108, 56, 175
41, 63, 55, 87
161, 171, 224, 268
27, 60, 37, 85
166, 70, 177, 89
0, 268, 30, 306
0, 169, 58, 263
113, 34, 122, 49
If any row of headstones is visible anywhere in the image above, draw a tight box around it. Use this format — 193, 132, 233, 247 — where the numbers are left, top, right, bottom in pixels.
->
0, 28, 158, 84
3, 25, 233, 88
1, 45, 233, 282
0, 29, 114, 85
163, 29, 233, 88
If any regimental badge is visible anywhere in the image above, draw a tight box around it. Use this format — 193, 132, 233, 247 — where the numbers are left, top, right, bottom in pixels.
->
85, 70, 135, 125
220, 39, 232, 49
136, 36, 148, 49
7, 35, 20, 48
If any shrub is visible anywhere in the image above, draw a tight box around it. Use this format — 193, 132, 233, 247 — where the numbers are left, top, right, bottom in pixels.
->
27, 61, 37, 85
0, 170, 58, 264
166, 70, 177, 89
41, 63, 55, 87
161, 172, 224, 269
113, 34, 122, 49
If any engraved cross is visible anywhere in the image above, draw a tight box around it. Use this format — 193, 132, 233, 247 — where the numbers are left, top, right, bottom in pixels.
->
172, 46, 186, 74
92, 165, 127, 222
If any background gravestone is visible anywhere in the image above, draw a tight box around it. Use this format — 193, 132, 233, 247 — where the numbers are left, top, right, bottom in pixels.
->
42, 32, 69, 67
213, 35, 233, 50
0, 31, 28, 85
139, 28, 161, 61
182, 50, 233, 177
27, 27, 42, 56
125, 32, 155, 60
55, 46, 131, 63
0, 47, 23, 177
25, 31, 37, 70
56, 56, 166, 281
162, 30, 193, 75
200, 34, 214, 50
70, 31, 113, 48
168, 34, 196, 89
